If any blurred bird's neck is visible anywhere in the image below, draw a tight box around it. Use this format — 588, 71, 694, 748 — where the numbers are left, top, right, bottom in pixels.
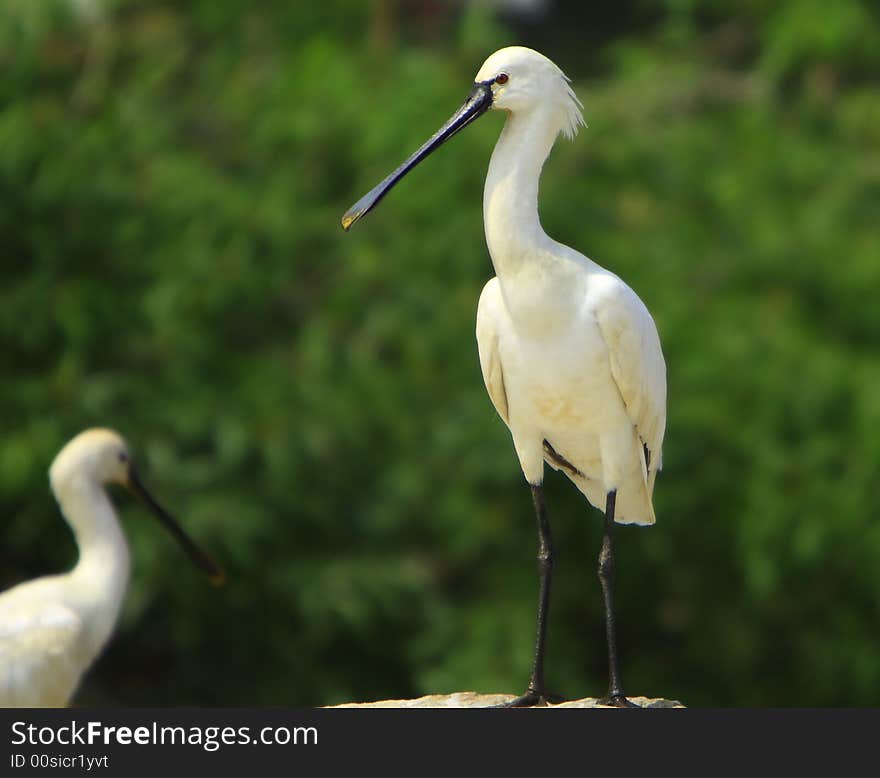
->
483, 108, 559, 279
57, 477, 131, 651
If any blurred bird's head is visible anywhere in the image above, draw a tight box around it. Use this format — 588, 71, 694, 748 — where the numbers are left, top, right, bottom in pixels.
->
49, 428, 225, 586
49, 428, 132, 490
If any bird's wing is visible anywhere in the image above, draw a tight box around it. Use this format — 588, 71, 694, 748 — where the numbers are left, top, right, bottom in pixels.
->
0, 591, 84, 707
595, 281, 667, 485
476, 278, 509, 424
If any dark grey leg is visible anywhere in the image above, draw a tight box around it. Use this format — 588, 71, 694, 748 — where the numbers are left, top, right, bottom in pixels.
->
496, 483, 558, 707
598, 490, 637, 707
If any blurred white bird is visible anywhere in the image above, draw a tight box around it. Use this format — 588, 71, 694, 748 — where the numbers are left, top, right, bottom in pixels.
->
0, 428, 224, 707
343, 46, 667, 707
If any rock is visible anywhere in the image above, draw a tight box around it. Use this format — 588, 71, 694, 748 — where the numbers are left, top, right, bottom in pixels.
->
329, 692, 683, 708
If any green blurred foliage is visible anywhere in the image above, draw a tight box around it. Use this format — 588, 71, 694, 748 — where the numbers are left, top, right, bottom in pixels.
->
1, 0, 878, 706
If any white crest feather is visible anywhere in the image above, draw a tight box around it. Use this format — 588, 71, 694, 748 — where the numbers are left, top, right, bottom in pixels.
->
560, 73, 586, 140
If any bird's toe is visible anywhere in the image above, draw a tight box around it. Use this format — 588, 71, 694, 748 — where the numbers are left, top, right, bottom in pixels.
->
598, 694, 641, 708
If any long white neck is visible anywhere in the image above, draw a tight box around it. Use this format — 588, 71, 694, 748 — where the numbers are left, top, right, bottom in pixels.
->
483, 108, 560, 280
55, 476, 131, 657
483, 108, 593, 339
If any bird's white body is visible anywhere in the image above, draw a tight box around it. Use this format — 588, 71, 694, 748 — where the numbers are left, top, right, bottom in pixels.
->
0, 430, 132, 707
473, 47, 666, 524
340, 45, 666, 702
341, 44, 665, 703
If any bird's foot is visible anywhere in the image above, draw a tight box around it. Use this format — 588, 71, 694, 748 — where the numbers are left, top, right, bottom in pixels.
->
492, 689, 565, 708
598, 693, 641, 708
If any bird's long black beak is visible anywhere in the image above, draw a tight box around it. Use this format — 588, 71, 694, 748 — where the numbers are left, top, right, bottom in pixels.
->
341, 81, 494, 231
126, 465, 226, 587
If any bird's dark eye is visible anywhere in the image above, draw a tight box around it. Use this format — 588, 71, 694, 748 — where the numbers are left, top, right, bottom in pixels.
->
117, 451, 129, 463
495, 73, 509, 85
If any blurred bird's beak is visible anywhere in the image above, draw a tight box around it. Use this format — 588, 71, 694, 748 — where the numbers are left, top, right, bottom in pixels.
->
341, 81, 494, 230
126, 466, 226, 587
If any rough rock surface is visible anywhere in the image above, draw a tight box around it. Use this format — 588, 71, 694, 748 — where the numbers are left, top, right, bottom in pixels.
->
330, 692, 683, 708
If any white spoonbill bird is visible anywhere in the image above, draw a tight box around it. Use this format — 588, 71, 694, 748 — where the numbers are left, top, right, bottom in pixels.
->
342, 47, 667, 707
0, 428, 224, 707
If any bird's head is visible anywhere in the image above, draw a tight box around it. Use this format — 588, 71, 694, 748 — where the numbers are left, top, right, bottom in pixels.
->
49, 428, 132, 491
474, 46, 584, 139
341, 46, 583, 231
49, 428, 225, 586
